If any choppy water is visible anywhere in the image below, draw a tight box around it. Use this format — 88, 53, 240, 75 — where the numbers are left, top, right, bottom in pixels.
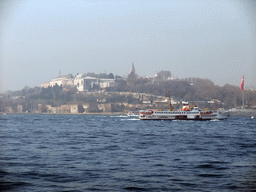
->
0, 114, 256, 191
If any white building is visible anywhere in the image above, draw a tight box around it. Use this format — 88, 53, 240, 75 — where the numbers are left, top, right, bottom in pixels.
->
74, 75, 117, 91
41, 73, 117, 91
41, 74, 74, 88
74, 75, 98, 92
99, 79, 116, 89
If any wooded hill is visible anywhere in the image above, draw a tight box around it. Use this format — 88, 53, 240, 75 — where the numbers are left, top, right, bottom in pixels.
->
1, 76, 255, 112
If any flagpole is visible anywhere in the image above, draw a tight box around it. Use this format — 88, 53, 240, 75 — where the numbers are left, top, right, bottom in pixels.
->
241, 75, 244, 109
242, 89, 244, 109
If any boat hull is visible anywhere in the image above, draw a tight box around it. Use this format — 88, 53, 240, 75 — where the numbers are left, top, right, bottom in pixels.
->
139, 110, 230, 121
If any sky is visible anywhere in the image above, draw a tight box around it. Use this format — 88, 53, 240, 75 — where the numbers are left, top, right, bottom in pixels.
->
0, 0, 255, 92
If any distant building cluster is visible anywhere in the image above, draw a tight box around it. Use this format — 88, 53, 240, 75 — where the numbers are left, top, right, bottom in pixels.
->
41, 63, 177, 91
4, 92, 180, 114
41, 73, 117, 91
41, 63, 133, 91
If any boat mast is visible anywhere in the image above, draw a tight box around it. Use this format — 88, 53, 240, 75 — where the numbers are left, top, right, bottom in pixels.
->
168, 91, 172, 111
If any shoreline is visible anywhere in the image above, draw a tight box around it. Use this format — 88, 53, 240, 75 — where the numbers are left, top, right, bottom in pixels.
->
229, 111, 256, 117
1, 110, 256, 117
0, 112, 127, 116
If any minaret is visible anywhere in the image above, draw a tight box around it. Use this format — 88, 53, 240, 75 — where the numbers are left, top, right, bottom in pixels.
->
129, 62, 135, 74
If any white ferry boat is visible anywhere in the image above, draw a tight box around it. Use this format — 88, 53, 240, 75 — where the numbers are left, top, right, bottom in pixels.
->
127, 110, 140, 117
139, 104, 229, 121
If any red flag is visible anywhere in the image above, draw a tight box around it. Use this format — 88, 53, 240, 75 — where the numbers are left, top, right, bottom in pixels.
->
240, 76, 244, 90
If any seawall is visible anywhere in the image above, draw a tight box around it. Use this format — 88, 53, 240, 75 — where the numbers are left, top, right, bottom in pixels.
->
230, 109, 256, 117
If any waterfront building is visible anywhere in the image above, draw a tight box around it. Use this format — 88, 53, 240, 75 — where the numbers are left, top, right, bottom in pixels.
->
17, 105, 24, 113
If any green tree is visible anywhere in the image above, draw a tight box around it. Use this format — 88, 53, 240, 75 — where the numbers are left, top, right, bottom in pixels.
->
127, 73, 138, 86
156, 70, 171, 81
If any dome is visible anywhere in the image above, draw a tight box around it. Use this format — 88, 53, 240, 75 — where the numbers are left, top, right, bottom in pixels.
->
75, 74, 84, 79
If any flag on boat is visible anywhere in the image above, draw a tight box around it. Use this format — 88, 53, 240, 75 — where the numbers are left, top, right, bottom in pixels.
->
240, 76, 244, 91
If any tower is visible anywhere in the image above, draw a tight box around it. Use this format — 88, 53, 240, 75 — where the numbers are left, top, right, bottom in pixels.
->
129, 62, 135, 75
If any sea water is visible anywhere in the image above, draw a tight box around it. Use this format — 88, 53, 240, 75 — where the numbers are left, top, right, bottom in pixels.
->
0, 114, 256, 191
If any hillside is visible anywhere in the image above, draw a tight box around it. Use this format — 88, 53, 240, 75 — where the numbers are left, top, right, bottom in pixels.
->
1, 76, 255, 114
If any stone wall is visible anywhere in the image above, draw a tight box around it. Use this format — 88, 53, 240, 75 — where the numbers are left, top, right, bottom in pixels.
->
17, 105, 24, 113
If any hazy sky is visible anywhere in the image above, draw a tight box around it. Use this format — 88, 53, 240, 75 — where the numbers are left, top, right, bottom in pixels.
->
1, 0, 255, 92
